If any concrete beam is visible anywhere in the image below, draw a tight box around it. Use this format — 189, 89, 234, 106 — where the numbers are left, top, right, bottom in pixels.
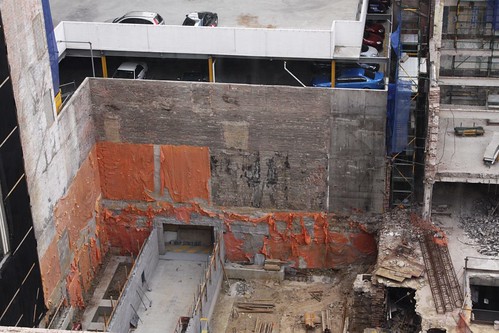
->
0, 328, 94, 333
440, 49, 494, 57
438, 76, 499, 87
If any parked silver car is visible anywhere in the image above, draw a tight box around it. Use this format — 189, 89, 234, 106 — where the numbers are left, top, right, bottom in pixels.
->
112, 11, 165, 25
112, 62, 148, 80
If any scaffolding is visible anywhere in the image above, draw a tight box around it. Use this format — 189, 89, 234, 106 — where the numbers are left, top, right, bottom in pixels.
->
441, 0, 499, 105
389, 0, 431, 207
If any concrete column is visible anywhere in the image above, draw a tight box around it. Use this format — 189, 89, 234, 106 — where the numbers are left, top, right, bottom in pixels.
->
422, 181, 433, 220
422, 87, 441, 220
156, 221, 165, 255
430, 0, 444, 81
330, 60, 335, 88
101, 56, 108, 78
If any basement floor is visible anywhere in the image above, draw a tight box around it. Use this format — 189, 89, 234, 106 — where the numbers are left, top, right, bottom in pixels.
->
133, 254, 209, 333
211, 266, 369, 333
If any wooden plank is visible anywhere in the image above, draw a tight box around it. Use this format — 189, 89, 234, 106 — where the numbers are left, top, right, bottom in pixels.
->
374, 267, 405, 282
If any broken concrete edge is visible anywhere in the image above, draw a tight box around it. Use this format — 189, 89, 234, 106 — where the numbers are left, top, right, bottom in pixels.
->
225, 263, 285, 282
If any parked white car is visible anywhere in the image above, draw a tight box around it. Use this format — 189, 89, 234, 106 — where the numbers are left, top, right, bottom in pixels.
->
360, 44, 379, 57
112, 11, 165, 25
112, 62, 148, 80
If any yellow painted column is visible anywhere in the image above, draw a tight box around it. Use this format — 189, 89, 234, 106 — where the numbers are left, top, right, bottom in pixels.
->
101, 56, 108, 78
331, 60, 336, 88
208, 57, 214, 82
54, 90, 62, 114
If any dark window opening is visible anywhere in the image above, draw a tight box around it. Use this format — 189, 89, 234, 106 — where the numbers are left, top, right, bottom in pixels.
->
163, 225, 215, 254
471, 284, 499, 324
113, 70, 134, 79
154, 14, 164, 24
386, 287, 421, 333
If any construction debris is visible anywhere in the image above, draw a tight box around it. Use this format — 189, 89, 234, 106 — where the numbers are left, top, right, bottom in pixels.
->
374, 244, 424, 283
263, 258, 288, 272
303, 312, 321, 329
483, 132, 499, 165
310, 290, 323, 302
460, 198, 499, 256
263, 264, 281, 271
254, 318, 275, 333
235, 301, 275, 313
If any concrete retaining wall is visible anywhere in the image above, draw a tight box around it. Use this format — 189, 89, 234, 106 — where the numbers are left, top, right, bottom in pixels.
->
185, 234, 225, 333
2, 0, 97, 312
89, 78, 387, 213
107, 229, 159, 333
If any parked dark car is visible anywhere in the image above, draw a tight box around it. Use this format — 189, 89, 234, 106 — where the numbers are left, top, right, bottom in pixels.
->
182, 12, 218, 27
368, 3, 388, 14
177, 71, 209, 82
369, 0, 392, 7
365, 22, 385, 36
363, 32, 384, 51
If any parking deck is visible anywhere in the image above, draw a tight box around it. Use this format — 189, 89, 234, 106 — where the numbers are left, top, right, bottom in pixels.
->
49, 0, 360, 30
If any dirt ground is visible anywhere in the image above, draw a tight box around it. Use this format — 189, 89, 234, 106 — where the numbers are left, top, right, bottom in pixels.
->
212, 266, 370, 333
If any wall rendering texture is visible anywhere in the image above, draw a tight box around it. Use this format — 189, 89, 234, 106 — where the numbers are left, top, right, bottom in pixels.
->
90, 79, 387, 213
12, 75, 386, 312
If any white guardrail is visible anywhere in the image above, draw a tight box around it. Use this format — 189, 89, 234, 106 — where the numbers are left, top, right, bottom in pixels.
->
54, 1, 367, 61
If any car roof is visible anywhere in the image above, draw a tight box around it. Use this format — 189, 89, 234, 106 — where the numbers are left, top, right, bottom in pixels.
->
339, 68, 366, 76
117, 62, 146, 71
120, 11, 159, 19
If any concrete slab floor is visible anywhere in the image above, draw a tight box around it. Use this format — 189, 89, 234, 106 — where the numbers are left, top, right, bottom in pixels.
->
435, 107, 499, 183
133, 258, 207, 333
49, 0, 359, 30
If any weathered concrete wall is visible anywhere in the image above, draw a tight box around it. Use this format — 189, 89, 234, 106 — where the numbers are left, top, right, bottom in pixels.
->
35, 86, 98, 310
89, 79, 387, 213
1, 0, 98, 314
329, 89, 387, 212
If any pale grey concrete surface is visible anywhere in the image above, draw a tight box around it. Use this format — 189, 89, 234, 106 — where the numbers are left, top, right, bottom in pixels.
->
1, 0, 97, 312
49, 0, 359, 30
439, 76, 499, 87
225, 263, 284, 281
435, 106, 499, 183
108, 230, 159, 333
133, 258, 205, 333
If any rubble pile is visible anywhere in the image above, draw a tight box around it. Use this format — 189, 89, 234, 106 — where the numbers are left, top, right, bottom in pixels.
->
228, 280, 254, 297
459, 198, 499, 256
